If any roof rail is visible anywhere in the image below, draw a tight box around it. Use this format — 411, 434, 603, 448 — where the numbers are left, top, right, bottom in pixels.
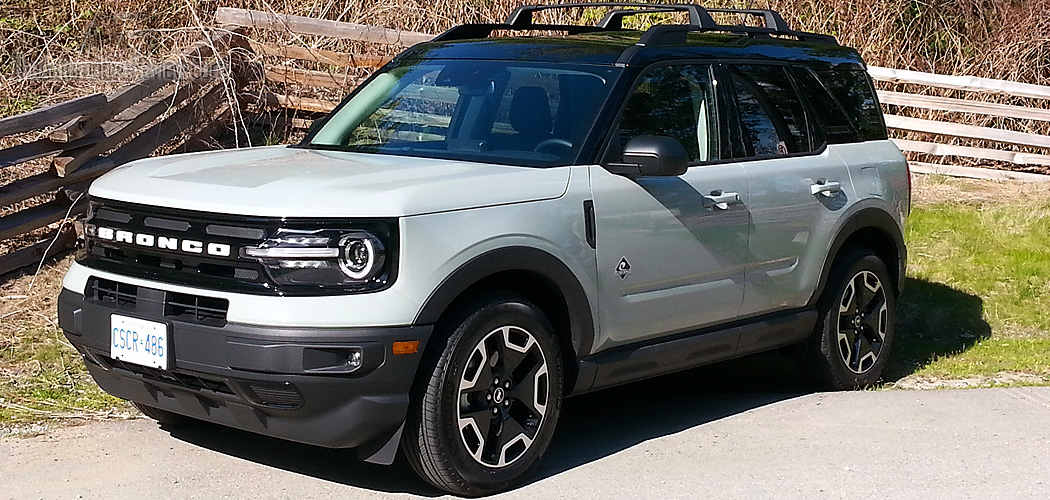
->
430, 2, 838, 46
634, 23, 837, 47
596, 7, 707, 30
705, 8, 791, 32
432, 23, 606, 41
506, 2, 717, 28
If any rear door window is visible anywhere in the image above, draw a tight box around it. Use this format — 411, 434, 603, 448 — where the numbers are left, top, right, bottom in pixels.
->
728, 64, 813, 159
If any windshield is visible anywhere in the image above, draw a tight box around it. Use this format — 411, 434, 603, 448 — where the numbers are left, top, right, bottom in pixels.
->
305, 60, 620, 167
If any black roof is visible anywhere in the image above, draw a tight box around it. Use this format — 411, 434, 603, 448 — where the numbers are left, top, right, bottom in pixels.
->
395, 3, 865, 69
397, 33, 637, 65
397, 31, 865, 70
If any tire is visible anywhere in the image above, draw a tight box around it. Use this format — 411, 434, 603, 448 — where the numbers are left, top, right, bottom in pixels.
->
132, 402, 198, 427
402, 293, 564, 496
803, 247, 896, 390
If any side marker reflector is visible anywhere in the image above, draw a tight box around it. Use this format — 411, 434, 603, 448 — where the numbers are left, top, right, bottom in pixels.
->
392, 341, 420, 355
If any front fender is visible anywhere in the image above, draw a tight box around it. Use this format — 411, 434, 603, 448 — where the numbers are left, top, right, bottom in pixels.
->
414, 245, 597, 359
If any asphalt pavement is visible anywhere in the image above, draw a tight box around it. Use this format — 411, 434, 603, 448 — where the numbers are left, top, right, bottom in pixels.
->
3, 361, 1049, 499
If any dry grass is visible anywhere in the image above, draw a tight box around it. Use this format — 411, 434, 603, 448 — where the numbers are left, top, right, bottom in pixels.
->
1, 254, 137, 431
0, 254, 72, 334
912, 171, 1050, 206
4, 1, 1048, 106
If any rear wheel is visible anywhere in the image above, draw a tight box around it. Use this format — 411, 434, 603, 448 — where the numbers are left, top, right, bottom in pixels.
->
402, 293, 563, 496
804, 247, 896, 390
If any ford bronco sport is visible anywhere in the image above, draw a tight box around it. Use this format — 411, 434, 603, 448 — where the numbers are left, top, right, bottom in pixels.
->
59, 2, 909, 496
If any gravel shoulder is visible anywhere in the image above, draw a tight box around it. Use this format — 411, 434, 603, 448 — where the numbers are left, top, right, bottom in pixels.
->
4, 382, 1050, 500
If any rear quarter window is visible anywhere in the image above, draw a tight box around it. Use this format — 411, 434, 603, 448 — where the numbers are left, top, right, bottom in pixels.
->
792, 67, 856, 145
814, 69, 887, 142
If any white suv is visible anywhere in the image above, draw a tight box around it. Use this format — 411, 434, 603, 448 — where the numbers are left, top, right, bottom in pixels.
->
59, 3, 909, 495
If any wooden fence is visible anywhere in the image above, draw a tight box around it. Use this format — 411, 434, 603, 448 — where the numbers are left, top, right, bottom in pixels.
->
2, 8, 1050, 275
0, 28, 249, 275
214, 7, 428, 117
870, 66, 1050, 181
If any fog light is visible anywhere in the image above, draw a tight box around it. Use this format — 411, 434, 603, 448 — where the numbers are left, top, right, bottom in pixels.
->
348, 350, 363, 369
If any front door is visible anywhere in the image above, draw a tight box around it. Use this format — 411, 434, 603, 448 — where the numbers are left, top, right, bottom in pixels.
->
590, 63, 750, 351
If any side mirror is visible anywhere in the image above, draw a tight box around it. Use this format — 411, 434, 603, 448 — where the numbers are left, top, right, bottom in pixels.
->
606, 135, 689, 177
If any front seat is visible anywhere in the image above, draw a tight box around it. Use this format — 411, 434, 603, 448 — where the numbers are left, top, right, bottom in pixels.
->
505, 86, 553, 151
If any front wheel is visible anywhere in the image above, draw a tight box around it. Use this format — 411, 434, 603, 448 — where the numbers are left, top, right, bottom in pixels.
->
402, 293, 563, 496
803, 247, 896, 390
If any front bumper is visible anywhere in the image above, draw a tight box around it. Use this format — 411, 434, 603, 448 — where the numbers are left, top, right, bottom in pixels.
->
58, 285, 431, 452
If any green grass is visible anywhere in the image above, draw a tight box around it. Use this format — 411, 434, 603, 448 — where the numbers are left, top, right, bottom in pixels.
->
0, 94, 42, 119
0, 324, 130, 427
888, 176, 1050, 386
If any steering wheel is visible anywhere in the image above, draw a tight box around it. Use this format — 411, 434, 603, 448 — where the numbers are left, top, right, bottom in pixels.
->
534, 138, 573, 154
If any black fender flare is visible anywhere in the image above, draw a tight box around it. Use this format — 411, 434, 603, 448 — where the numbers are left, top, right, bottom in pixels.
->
810, 204, 907, 306
413, 246, 597, 359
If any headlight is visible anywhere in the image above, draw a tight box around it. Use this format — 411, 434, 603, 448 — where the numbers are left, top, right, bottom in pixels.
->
338, 233, 383, 279
243, 229, 389, 291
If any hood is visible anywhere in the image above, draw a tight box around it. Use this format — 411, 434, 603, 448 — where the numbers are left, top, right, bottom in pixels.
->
88, 146, 571, 218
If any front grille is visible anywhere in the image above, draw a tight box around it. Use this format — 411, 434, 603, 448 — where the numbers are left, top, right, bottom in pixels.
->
89, 278, 137, 309
244, 382, 304, 409
165, 292, 229, 326
88, 277, 229, 326
104, 355, 235, 395
206, 224, 266, 239
78, 198, 395, 296
80, 199, 279, 294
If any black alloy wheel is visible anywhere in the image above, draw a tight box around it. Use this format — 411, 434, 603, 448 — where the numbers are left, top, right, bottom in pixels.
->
804, 246, 896, 390
835, 269, 889, 374
403, 293, 563, 496
456, 325, 550, 468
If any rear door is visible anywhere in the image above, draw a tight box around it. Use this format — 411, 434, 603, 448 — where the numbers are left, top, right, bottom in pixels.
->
590, 63, 750, 351
724, 63, 856, 317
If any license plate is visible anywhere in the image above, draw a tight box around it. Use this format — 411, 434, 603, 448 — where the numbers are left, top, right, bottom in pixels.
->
110, 314, 169, 370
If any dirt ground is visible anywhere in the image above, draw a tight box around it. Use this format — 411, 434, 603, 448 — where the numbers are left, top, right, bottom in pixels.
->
910, 173, 1050, 205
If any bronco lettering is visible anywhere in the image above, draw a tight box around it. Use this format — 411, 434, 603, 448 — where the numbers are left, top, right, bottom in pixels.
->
94, 226, 231, 257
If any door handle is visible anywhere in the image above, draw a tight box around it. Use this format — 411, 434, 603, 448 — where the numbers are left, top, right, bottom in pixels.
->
705, 190, 741, 210
810, 180, 841, 197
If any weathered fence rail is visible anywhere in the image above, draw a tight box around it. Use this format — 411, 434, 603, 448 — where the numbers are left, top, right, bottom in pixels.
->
868, 65, 1050, 179
217, 8, 427, 118
3, 7, 1050, 275
0, 28, 248, 275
